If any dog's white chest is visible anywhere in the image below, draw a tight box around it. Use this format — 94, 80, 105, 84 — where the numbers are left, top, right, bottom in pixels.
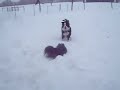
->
63, 32, 69, 36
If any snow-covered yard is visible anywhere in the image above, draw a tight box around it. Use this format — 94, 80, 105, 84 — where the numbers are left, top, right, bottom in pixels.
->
0, 2, 120, 90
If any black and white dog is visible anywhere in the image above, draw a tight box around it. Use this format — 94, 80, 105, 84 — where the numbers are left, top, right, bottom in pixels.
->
61, 19, 71, 41
44, 43, 67, 59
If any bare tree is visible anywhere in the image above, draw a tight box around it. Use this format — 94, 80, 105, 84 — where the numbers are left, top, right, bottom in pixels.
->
35, 0, 41, 12
50, 0, 53, 6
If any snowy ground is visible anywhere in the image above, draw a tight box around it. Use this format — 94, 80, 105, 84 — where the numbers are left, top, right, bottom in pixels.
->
0, 2, 120, 90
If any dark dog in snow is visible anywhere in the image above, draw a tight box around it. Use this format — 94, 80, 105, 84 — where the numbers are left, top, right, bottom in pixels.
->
61, 19, 71, 41
44, 43, 67, 59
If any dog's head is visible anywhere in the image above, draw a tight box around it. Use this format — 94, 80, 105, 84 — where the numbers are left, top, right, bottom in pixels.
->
44, 46, 58, 59
56, 43, 67, 56
61, 19, 70, 27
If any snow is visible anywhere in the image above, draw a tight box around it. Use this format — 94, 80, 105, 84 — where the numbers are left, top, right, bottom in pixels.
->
0, 2, 120, 90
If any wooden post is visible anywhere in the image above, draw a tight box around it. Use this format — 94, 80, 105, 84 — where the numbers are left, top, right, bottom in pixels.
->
33, 5, 35, 16
83, 0, 86, 10
67, 4, 68, 12
14, 5, 16, 18
23, 6, 25, 13
111, 2, 113, 9
2, 7, 3, 12
7, 7, 9, 12
47, 6, 48, 14
84, 2, 85, 10
39, 3, 41, 13
59, 4, 61, 12
50, 1, 52, 6
71, 0, 74, 11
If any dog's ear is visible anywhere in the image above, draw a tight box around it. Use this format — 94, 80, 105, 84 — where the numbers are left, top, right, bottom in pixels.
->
61, 43, 64, 45
58, 43, 61, 45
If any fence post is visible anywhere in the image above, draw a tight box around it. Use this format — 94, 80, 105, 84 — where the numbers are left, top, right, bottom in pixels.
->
14, 5, 17, 18
111, 2, 113, 9
59, 4, 61, 12
83, 0, 86, 10
7, 7, 8, 12
23, 6, 25, 13
39, 3, 41, 13
2, 7, 3, 12
71, 0, 74, 11
67, 4, 68, 12
33, 5, 35, 16
51, 2, 52, 6
47, 6, 48, 14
